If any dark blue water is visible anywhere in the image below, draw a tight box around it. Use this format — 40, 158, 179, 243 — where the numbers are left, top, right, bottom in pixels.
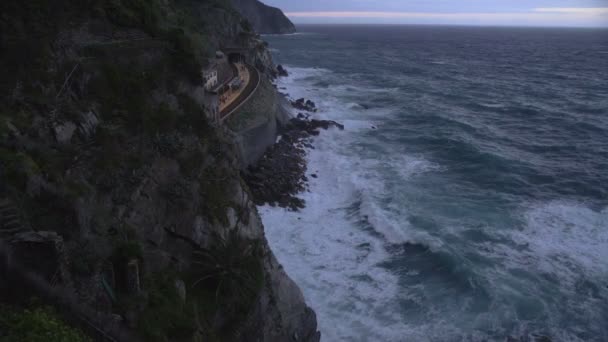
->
261, 25, 608, 342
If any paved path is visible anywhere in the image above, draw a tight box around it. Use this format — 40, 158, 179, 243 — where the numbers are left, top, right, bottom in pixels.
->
220, 63, 260, 122
219, 63, 250, 113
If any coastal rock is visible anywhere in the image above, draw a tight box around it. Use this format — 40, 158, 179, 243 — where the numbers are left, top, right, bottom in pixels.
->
244, 115, 344, 210
291, 98, 317, 112
277, 64, 289, 77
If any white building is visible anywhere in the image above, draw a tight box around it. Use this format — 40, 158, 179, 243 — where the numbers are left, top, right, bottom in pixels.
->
203, 69, 218, 92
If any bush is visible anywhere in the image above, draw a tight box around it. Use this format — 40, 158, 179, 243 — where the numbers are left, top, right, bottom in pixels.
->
0, 305, 92, 342
144, 102, 178, 135
104, 0, 164, 35
112, 241, 143, 263
199, 167, 235, 226
188, 230, 264, 334
0, 148, 40, 190
137, 273, 197, 341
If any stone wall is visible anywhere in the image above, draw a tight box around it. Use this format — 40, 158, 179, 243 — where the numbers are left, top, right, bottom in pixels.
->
227, 77, 291, 168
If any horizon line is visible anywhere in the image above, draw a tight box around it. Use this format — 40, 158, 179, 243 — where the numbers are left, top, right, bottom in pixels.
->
283, 8, 608, 28
288, 22, 608, 29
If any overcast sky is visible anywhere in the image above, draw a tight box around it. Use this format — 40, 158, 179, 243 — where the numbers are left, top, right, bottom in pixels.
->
262, 0, 608, 27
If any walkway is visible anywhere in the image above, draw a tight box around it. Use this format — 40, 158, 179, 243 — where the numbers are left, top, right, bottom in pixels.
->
219, 63, 250, 114
219, 63, 260, 122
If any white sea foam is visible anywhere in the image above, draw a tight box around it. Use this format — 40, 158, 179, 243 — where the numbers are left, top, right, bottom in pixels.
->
261, 66, 440, 340
479, 102, 505, 109
511, 202, 608, 283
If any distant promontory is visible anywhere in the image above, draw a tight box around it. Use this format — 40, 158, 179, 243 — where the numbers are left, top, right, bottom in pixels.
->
231, 0, 296, 34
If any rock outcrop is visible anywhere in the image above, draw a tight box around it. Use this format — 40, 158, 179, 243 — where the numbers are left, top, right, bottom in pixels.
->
230, 0, 297, 34
244, 116, 344, 210
292, 98, 318, 112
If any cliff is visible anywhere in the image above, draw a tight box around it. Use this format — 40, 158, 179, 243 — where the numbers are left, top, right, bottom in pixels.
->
0, 1, 317, 341
230, 0, 296, 34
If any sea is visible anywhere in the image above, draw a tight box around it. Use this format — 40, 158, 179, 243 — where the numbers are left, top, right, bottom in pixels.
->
261, 25, 608, 342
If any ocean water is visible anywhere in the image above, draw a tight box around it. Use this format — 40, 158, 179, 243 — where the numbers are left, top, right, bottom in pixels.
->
261, 26, 608, 342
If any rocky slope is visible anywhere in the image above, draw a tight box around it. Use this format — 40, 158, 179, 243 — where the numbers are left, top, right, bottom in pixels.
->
230, 0, 296, 34
0, 1, 317, 341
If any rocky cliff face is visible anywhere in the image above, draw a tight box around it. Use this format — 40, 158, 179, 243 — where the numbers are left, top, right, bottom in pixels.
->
230, 0, 296, 34
0, 1, 317, 341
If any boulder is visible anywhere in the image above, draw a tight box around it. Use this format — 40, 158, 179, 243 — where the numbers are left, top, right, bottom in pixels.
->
291, 98, 317, 112
277, 64, 289, 77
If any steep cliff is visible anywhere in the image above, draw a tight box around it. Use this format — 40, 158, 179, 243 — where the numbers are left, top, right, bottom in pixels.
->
0, 1, 317, 341
230, 0, 296, 34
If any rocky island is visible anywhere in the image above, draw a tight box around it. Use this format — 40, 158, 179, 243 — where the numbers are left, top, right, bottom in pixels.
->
0, 1, 322, 341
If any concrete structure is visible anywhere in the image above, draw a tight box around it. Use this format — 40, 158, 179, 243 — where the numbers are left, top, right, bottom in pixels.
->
201, 51, 239, 124
202, 92, 220, 124
225, 76, 291, 168
203, 70, 218, 91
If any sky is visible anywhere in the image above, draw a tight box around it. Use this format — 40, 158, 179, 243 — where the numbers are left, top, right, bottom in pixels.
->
262, 0, 608, 27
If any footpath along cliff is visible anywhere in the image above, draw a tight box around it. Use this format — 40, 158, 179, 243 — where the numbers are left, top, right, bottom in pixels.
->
0, 1, 319, 341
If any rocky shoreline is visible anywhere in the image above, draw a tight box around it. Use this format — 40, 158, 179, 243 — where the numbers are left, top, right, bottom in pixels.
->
243, 100, 343, 211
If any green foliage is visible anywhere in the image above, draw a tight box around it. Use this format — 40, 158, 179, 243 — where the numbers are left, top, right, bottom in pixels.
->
177, 93, 213, 134
93, 127, 124, 173
112, 241, 143, 263
137, 273, 197, 341
178, 148, 205, 179
188, 230, 264, 335
145, 102, 179, 135
69, 240, 101, 276
0, 110, 33, 136
65, 179, 92, 200
0, 0, 96, 89
166, 28, 207, 83
0, 305, 92, 342
103, 0, 165, 35
0, 148, 40, 190
0, 116, 8, 138
199, 167, 234, 226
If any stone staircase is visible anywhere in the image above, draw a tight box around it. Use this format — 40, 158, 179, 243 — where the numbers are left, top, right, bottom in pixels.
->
0, 198, 28, 238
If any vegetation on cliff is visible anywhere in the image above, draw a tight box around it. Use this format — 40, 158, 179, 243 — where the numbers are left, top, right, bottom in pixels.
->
230, 0, 297, 34
0, 1, 319, 341
0, 304, 92, 342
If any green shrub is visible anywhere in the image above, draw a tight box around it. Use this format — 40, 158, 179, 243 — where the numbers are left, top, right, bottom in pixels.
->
166, 28, 206, 83
65, 179, 92, 200
112, 241, 143, 263
0, 116, 10, 138
0, 148, 41, 190
144, 102, 178, 134
104, 0, 165, 35
188, 230, 264, 334
199, 167, 235, 226
137, 273, 197, 341
177, 93, 213, 135
0, 305, 92, 342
